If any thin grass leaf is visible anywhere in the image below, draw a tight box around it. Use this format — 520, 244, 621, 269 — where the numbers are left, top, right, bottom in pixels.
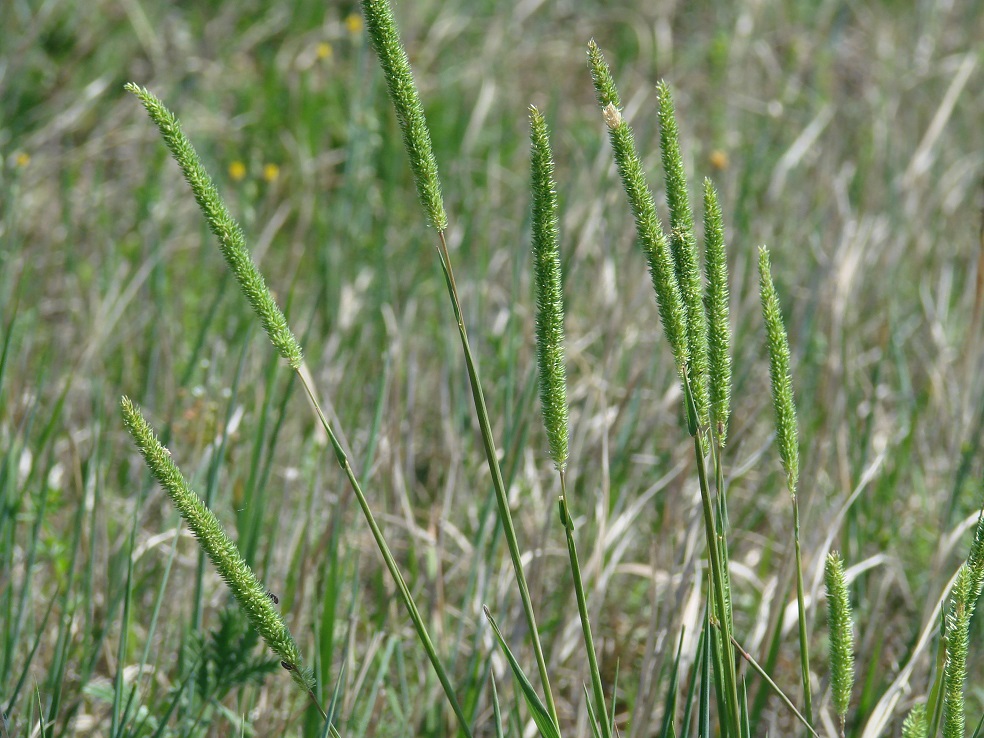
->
110, 524, 135, 738
583, 685, 605, 738
971, 711, 984, 738
728, 631, 818, 738
679, 625, 704, 738
658, 628, 685, 738
491, 674, 505, 738
484, 607, 561, 738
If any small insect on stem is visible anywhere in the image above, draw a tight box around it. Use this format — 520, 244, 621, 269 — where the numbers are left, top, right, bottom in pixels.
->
281, 661, 293, 671
266, 590, 279, 604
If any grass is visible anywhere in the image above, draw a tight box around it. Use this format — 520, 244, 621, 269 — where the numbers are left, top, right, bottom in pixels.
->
2, 0, 984, 736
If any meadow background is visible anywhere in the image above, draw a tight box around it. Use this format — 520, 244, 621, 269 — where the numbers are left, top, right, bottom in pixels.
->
2, 0, 984, 735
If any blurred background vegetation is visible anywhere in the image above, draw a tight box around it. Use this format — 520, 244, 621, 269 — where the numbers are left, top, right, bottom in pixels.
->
2, 0, 984, 735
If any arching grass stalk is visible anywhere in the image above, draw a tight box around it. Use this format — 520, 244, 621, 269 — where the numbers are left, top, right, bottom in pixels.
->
359, 0, 559, 730
587, 40, 740, 738
530, 106, 611, 738
758, 246, 813, 728
824, 552, 855, 737
125, 83, 473, 738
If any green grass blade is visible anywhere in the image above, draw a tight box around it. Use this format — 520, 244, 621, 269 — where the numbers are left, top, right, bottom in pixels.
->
484, 607, 561, 738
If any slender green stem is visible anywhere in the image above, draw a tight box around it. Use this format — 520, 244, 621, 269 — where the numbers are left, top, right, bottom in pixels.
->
792, 498, 814, 728
686, 378, 741, 737
295, 370, 473, 738
434, 230, 559, 730
728, 632, 819, 738
558, 475, 611, 738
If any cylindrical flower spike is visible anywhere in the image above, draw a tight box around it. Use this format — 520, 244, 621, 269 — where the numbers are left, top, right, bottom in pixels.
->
758, 246, 799, 494
703, 178, 732, 446
360, 0, 448, 232
529, 106, 569, 471
657, 81, 709, 428
120, 397, 312, 692
125, 84, 303, 370
824, 552, 855, 727
587, 41, 689, 380
902, 704, 928, 738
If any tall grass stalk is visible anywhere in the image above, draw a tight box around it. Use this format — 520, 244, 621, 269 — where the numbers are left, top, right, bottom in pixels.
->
360, 0, 559, 729
125, 84, 472, 737
530, 105, 610, 738
758, 245, 814, 728
587, 39, 741, 737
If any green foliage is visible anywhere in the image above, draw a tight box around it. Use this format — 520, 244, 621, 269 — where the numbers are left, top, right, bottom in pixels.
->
5, 1, 984, 737
191, 606, 281, 706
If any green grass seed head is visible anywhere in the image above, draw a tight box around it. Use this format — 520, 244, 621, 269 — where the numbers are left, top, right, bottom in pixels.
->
119, 396, 311, 691
902, 703, 928, 738
657, 81, 709, 428
529, 107, 569, 471
758, 246, 799, 495
824, 551, 855, 723
360, 0, 447, 232
124, 83, 303, 370
703, 178, 731, 445
587, 42, 689, 383
942, 564, 974, 738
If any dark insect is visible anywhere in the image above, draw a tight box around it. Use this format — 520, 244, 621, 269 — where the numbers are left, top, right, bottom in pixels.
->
281, 661, 292, 671
266, 590, 279, 604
